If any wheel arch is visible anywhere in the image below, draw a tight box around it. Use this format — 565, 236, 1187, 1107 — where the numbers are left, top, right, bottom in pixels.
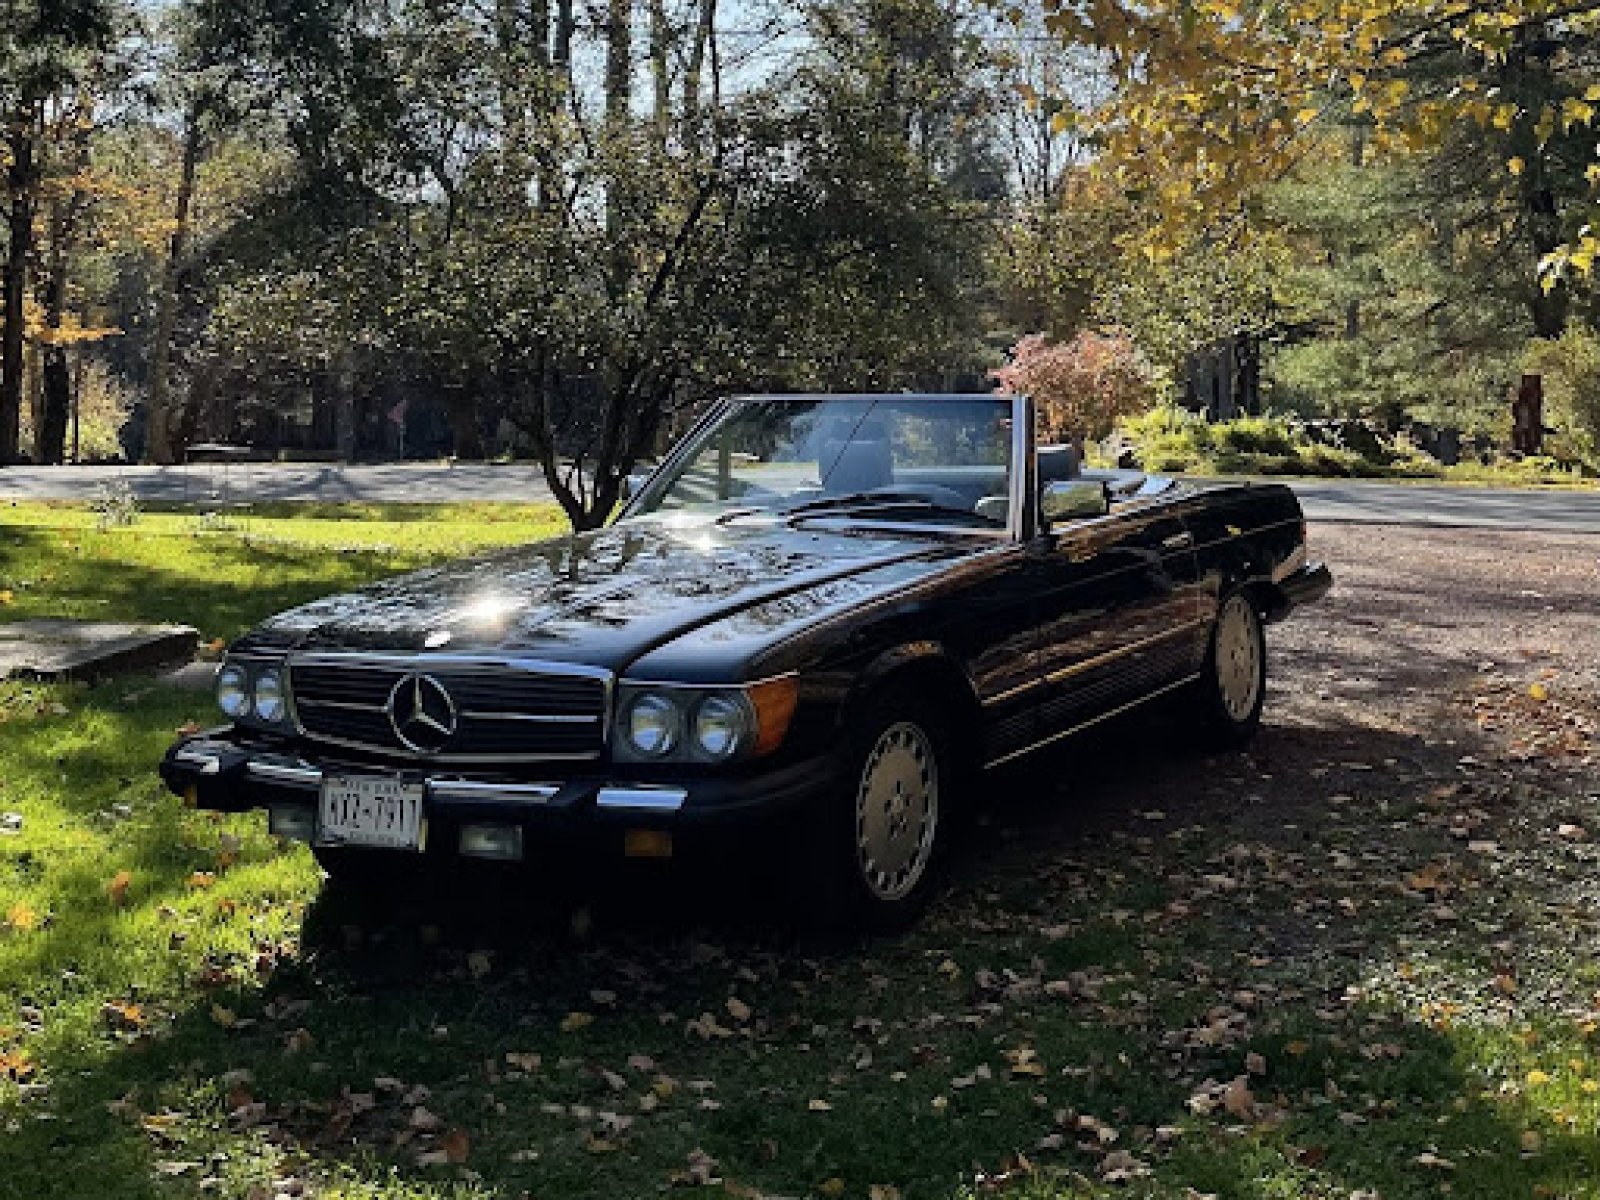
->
841, 641, 983, 740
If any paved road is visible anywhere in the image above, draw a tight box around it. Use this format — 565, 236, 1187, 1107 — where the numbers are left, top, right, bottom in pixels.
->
1259, 478, 1600, 535
3, 463, 1599, 533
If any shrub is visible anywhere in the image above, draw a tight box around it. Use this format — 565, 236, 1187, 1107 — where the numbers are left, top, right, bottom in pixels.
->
992, 331, 1158, 444
1524, 328, 1600, 469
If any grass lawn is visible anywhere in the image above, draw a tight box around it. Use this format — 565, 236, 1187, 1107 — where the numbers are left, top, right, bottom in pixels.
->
3, 503, 1600, 1199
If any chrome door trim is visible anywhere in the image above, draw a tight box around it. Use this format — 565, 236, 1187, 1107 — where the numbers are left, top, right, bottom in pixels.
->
981, 619, 1208, 707
983, 673, 1202, 769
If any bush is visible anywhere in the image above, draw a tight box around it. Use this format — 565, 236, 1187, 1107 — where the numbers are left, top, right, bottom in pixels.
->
1117, 409, 1422, 478
1524, 328, 1600, 469
993, 331, 1158, 444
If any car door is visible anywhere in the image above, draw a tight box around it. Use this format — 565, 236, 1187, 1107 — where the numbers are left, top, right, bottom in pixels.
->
1023, 490, 1205, 750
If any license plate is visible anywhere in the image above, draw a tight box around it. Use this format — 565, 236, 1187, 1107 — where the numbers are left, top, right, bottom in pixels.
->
317, 775, 425, 851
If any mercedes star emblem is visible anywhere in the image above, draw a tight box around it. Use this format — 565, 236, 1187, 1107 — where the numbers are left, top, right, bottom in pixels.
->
386, 673, 458, 753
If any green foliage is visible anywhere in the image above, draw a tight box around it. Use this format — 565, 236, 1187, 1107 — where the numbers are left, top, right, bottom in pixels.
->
1120, 408, 1420, 477
1524, 327, 1600, 468
1262, 139, 1529, 432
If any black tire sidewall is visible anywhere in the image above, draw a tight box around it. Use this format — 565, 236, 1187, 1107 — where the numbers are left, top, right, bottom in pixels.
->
810, 686, 953, 933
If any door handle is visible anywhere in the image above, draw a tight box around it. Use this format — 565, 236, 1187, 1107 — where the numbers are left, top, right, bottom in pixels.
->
1162, 531, 1194, 551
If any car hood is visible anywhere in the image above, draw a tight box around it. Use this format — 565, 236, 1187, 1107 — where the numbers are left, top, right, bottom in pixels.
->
235, 515, 982, 674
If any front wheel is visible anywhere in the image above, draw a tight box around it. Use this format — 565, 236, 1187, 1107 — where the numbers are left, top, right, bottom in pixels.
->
802, 691, 951, 933
1191, 590, 1266, 748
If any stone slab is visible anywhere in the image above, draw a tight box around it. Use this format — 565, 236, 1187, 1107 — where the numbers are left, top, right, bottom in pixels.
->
0, 620, 200, 681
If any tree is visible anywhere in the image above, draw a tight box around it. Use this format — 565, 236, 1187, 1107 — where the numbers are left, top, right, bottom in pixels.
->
1031, 0, 1600, 296
0, 0, 114, 463
192, 0, 994, 527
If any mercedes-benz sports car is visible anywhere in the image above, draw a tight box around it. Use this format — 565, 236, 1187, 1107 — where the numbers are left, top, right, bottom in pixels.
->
162, 393, 1331, 929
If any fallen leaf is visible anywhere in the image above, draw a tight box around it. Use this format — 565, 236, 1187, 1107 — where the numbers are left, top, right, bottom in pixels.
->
106, 870, 132, 906
440, 1128, 471, 1163
410, 1106, 445, 1132
726, 996, 753, 1022
4, 903, 39, 932
1222, 1075, 1254, 1118
560, 1011, 594, 1033
808, 1098, 833, 1112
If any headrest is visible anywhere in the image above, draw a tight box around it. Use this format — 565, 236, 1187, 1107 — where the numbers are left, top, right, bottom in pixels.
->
1038, 443, 1082, 483
822, 439, 893, 494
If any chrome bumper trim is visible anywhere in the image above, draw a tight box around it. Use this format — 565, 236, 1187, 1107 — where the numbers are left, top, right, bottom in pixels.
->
230, 752, 681, 814
175, 744, 230, 774
246, 759, 323, 788
595, 785, 689, 813
429, 780, 561, 805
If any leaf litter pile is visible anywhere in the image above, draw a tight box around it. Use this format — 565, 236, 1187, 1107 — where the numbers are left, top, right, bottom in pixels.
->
3, 523, 1600, 1199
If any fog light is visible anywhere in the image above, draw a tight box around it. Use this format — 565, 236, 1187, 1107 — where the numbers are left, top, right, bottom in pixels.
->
459, 823, 524, 861
623, 829, 673, 859
268, 804, 315, 842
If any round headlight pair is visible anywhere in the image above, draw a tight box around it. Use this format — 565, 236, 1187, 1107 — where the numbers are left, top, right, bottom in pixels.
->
623, 691, 751, 760
215, 663, 288, 724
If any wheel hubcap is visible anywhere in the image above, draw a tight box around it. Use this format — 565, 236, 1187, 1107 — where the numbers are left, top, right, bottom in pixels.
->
1216, 595, 1262, 721
855, 721, 939, 901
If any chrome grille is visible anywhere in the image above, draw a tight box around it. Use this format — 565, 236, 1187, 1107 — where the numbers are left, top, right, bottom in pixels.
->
288, 657, 609, 761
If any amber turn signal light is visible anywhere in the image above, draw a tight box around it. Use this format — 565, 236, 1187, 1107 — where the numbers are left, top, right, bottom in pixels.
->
748, 675, 799, 756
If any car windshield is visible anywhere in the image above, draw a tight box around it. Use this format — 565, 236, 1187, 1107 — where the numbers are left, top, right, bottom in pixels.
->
631, 395, 1015, 530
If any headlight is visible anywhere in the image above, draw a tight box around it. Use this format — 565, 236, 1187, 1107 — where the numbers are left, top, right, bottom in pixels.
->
625, 692, 683, 757
613, 677, 798, 763
216, 664, 251, 719
693, 693, 751, 759
253, 669, 287, 723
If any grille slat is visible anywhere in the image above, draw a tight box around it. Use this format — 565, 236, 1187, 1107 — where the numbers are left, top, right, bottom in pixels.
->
289, 660, 608, 761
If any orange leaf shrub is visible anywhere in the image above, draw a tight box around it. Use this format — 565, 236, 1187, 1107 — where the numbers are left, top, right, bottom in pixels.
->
992, 331, 1157, 446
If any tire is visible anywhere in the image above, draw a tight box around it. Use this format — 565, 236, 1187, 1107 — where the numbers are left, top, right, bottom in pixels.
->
1192, 589, 1267, 748
802, 687, 953, 933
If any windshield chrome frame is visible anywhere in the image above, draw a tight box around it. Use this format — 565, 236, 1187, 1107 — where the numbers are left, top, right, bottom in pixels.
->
615, 393, 1036, 542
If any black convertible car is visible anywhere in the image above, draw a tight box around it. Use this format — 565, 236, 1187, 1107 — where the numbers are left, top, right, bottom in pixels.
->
162, 393, 1330, 928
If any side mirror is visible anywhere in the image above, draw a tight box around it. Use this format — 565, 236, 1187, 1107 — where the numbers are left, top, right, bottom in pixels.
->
1041, 479, 1110, 527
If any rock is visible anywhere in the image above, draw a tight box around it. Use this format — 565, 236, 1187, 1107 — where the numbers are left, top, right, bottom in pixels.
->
0, 620, 198, 681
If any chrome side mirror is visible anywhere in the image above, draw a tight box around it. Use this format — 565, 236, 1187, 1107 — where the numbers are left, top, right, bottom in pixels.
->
1041, 479, 1110, 527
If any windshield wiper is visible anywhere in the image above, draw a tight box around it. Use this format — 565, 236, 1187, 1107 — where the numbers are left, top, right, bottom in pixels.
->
781, 491, 983, 525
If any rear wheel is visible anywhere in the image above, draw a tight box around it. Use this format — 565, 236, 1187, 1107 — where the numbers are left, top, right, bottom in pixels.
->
803, 688, 952, 933
1192, 590, 1266, 747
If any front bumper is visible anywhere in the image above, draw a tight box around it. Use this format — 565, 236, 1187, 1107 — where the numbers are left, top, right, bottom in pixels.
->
159, 732, 838, 861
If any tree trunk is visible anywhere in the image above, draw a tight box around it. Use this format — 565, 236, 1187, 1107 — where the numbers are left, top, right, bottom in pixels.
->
37, 113, 92, 466
683, 0, 717, 150
1, 123, 38, 465
648, 0, 671, 148
145, 112, 202, 464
